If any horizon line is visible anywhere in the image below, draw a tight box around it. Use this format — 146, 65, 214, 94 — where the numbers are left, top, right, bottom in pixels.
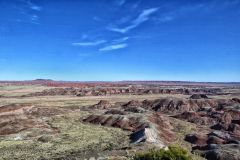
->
0, 79, 240, 84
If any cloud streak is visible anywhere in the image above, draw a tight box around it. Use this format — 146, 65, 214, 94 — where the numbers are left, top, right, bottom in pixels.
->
108, 7, 159, 33
31, 15, 38, 21
115, 0, 126, 6
30, 5, 42, 11
24, 0, 42, 11
113, 37, 129, 43
72, 40, 106, 46
99, 43, 128, 51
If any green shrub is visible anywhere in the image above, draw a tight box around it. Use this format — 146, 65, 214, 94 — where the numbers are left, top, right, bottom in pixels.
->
133, 146, 192, 160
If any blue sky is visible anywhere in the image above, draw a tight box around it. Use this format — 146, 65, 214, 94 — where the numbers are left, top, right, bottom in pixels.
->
0, 0, 240, 82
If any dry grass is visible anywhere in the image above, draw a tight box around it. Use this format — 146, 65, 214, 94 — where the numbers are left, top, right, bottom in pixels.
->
0, 112, 130, 160
0, 94, 190, 107
168, 117, 204, 160
0, 85, 52, 97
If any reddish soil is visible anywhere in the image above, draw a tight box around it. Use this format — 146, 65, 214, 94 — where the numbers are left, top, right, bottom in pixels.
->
148, 113, 175, 144
83, 111, 175, 145
174, 111, 216, 125
0, 104, 64, 135
83, 114, 149, 131
119, 98, 238, 114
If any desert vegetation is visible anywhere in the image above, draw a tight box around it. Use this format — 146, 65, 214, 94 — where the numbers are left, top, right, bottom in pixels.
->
133, 146, 192, 160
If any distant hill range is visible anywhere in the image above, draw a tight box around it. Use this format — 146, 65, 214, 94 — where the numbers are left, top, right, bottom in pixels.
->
0, 79, 239, 87
34, 79, 54, 81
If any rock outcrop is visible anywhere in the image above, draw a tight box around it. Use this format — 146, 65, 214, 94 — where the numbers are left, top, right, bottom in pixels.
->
193, 144, 240, 160
83, 112, 175, 147
121, 98, 238, 114
130, 128, 158, 144
83, 114, 149, 131
24, 87, 223, 97
90, 100, 112, 109
174, 111, 216, 125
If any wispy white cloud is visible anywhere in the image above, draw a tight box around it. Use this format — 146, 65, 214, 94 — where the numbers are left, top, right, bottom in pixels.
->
115, 0, 127, 6
99, 43, 128, 51
93, 16, 103, 22
133, 7, 159, 25
132, 0, 141, 9
72, 40, 106, 46
31, 15, 38, 21
113, 37, 129, 43
13, 1, 42, 24
30, 5, 42, 11
23, 0, 42, 11
152, 3, 209, 24
107, 7, 159, 33
81, 34, 88, 40
30, 14, 40, 24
